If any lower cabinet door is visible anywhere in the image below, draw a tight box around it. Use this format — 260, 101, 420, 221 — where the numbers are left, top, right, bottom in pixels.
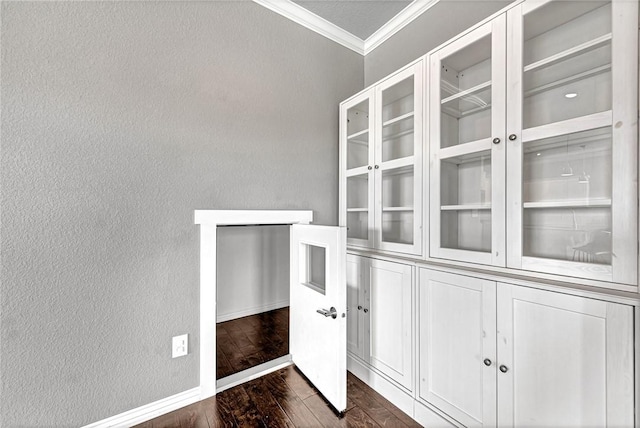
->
418, 269, 497, 427
497, 283, 635, 427
346, 254, 365, 360
367, 258, 413, 390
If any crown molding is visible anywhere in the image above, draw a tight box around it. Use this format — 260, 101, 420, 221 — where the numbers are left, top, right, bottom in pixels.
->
253, 0, 365, 55
364, 0, 440, 55
253, 0, 440, 57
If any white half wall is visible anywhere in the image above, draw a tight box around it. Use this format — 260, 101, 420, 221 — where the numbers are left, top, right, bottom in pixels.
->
216, 225, 290, 322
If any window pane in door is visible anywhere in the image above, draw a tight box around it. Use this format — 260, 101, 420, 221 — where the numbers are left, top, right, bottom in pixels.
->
440, 35, 492, 147
347, 99, 370, 169
522, 1, 612, 129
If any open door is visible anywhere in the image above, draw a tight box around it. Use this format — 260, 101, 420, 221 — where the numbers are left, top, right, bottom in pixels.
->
290, 224, 347, 413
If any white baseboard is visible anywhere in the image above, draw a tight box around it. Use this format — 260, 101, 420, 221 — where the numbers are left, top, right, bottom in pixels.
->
82, 387, 202, 428
216, 300, 289, 323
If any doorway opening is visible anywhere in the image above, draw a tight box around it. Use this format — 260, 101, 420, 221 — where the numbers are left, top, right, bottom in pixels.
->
216, 225, 290, 380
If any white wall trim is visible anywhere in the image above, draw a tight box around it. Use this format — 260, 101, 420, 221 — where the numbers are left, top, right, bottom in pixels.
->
217, 299, 289, 323
252, 0, 365, 55
364, 0, 440, 55
82, 387, 201, 428
195, 210, 313, 399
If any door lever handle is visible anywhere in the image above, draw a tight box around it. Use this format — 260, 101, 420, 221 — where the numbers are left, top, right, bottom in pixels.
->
316, 307, 337, 319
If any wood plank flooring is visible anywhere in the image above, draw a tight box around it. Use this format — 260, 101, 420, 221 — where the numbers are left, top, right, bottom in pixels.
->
135, 366, 422, 427
217, 307, 289, 379
135, 307, 422, 427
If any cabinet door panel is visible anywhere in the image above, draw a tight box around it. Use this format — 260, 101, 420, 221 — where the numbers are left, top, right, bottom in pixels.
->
375, 61, 424, 255
505, 0, 638, 284
419, 269, 496, 427
368, 259, 413, 390
429, 17, 506, 267
341, 89, 375, 249
497, 284, 634, 427
346, 254, 364, 359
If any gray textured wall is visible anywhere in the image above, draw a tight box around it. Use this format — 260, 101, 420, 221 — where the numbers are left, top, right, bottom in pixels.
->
0, 1, 362, 426
364, 0, 514, 86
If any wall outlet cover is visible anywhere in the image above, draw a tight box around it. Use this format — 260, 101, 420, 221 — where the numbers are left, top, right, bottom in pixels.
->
172, 334, 188, 358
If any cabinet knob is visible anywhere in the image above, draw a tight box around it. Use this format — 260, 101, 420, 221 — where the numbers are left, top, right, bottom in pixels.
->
368, 166, 372, 170
499, 365, 509, 373
357, 305, 363, 310
363, 308, 369, 313
508, 134, 517, 141
483, 358, 492, 367
492, 137, 501, 144
374, 165, 379, 169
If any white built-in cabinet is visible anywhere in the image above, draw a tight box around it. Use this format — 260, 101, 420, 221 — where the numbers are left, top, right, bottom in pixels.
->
341, 0, 639, 426
429, 0, 638, 284
419, 268, 635, 427
340, 60, 424, 256
346, 254, 413, 391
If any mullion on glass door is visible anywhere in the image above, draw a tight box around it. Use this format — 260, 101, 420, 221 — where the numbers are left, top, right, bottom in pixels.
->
429, 17, 506, 266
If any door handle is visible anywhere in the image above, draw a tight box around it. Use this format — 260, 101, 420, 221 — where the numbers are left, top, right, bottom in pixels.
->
317, 307, 337, 319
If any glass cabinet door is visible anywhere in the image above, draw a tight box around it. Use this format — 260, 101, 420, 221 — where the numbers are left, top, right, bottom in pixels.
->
341, 90, 375, 249
375, 61, 423, 255
506, 0, 638, 284
429, 17, 506, 266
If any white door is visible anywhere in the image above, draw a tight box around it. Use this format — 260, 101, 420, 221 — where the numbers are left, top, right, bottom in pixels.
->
418, 269, 496, 428
290, 224, 347, 412
497, 283, 634, 427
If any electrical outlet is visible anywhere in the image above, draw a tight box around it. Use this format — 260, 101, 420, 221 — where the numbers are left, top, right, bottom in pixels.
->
172, 334, 188, 358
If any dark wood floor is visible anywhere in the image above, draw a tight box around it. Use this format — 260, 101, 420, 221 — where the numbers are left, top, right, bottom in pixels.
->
135, 366, 422, 427
217, 307, 289, 379
135, 307, 422, 427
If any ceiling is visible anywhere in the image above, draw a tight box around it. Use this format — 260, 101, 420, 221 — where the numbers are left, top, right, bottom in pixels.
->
292, 0, 413, 40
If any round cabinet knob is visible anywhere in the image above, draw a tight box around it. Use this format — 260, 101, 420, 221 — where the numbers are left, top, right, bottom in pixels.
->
499, 365, 509, 373
374, 165, 380, 169
357, 305, 363, 310
363, 308, 369, 313
492, 137, 501, 144
367, 165, 372, 170
508, 134, 517, 141
483, 358, 492, 367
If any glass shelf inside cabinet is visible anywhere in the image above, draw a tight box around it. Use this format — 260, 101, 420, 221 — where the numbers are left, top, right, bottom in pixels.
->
522, 127, 612, 264
523, 1, 612, 129
382, 75, 415, 162
381, 165, 414, 245
440, 35, 492, 148
347, 173, 369, 240
440, 150, 492, 252
347, 99, 370, 170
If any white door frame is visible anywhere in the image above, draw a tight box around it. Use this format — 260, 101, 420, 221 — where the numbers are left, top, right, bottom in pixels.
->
194, 210, 313, 399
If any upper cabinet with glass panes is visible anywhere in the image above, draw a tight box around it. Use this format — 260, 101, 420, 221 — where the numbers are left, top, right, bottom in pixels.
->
429, 0, 638, 286
340, 60, 424, 256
